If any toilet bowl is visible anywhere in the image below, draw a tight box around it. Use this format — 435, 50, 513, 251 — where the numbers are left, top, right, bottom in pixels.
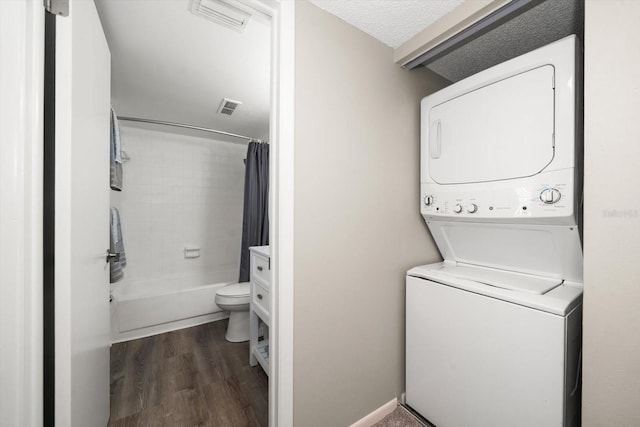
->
215, 282, 251, 342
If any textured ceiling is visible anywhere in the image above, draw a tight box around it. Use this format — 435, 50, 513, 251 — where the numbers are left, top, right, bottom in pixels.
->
426, 0, 583, 82
308, 0, 583, 84
307, 0, 465, 48
95, 0, 270, 142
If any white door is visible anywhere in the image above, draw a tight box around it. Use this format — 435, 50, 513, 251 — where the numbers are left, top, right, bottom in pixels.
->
54, 1, 111, 425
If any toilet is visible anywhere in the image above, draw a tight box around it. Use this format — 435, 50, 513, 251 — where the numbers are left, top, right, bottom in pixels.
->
215, 282, 251, 342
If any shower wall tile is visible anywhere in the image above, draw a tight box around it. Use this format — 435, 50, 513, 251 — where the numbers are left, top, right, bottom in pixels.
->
111, 126, 247, 290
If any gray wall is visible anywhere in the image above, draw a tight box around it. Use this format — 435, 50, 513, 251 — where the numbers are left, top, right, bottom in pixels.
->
582, 1, 640, 425
293, 2, 448, 425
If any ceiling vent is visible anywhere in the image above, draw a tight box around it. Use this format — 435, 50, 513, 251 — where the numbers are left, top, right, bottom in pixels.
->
191, 0, 252, 32
217, 98, 242, 115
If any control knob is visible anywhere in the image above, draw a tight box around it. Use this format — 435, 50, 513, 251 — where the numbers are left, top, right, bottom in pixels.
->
424, 195, 434, 206
540, 188, 561, 204
453, 204, 463, 214
467, 203, 478, 213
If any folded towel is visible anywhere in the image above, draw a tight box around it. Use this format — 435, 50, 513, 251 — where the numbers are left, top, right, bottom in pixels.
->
110, 207, 127, 283
112, 108, 122, 163
110, 162, 123, 192
110, 108, 123, 191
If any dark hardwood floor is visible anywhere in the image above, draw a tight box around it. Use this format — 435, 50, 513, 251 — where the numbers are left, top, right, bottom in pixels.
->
108, 320, 268, 427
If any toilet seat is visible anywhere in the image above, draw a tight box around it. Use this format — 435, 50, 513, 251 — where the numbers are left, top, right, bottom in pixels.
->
215, 282, 250, 305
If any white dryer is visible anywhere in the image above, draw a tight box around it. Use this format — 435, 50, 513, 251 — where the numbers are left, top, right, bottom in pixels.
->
406, 35, 583, 427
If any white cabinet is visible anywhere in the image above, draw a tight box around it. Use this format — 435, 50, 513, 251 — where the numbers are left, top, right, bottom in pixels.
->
249, 245, 270, 375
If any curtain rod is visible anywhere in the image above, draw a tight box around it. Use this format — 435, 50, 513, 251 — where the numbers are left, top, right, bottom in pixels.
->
117, 116, 266, 143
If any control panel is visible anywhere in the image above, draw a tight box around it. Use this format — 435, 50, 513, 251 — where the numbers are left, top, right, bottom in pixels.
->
421, 170, 577, 224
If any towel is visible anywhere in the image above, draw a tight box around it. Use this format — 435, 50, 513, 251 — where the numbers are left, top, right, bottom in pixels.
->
110, 207, 127, 283
110, 108, 123, 191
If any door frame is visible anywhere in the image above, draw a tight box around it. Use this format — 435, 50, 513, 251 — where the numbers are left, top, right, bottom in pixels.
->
246, 1, 295, 426
0, 0, 295, 425
0, 1, 45, 426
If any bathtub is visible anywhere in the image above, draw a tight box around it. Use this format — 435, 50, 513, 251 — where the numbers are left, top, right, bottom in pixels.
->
110, 276, 234, 342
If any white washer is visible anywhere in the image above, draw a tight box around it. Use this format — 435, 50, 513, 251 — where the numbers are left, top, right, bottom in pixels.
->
406, 263, 582, 427
407, 35, 583, 427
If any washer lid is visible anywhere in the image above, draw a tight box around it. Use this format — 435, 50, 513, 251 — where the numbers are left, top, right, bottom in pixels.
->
408, 262, 583, 316
217, 282, 250, 297
425, 263, 561, 295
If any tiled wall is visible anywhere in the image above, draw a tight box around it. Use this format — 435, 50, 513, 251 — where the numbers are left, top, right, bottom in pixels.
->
111, 125, 247, 292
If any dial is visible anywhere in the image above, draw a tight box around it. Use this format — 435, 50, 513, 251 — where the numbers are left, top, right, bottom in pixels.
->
424, 195, 434, 206
467, 203, 478, 213
540, 188, 561, 204
453, 204, 463, 214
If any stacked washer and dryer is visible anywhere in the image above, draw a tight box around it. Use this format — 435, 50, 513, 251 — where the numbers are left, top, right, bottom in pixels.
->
406, 36, 583, 427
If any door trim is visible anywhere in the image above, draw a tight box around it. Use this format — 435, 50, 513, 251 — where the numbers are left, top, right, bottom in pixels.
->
0, 1, 45, 426
244, 1, 295, 426
270, 1, 295, 426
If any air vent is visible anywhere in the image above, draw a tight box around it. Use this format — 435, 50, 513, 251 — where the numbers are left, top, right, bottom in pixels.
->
191, 0, 252, 32
217, 98, 242, 116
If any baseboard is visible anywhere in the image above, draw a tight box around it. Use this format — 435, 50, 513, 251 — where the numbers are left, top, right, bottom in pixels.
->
350, 398, 398, 427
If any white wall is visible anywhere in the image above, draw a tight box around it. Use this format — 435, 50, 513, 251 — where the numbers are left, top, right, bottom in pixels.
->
292, 2, 448, 426
582, 1, 640, 425
111, 126, 247, 291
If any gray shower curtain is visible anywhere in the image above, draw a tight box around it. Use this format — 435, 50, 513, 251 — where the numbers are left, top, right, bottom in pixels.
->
239, 142, 269, 283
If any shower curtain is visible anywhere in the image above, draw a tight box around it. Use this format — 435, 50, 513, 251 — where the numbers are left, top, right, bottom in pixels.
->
239, 142, 269, 283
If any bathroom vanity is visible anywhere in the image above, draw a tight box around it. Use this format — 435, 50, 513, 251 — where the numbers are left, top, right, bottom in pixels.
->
249, 245, 270, 375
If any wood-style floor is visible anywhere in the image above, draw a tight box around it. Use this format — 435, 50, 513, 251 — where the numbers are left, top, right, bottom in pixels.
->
108, 320, 268, 427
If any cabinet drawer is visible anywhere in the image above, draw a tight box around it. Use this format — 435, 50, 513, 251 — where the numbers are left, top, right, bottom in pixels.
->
252, 281, 270, 324
251, 253, 270, 287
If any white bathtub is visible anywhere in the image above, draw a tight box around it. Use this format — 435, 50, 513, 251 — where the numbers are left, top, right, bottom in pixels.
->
111, 276, 234, 342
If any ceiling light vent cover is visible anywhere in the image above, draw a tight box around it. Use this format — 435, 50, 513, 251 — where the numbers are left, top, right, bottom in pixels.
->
217, 98, 242, 115
191, 0, 252, 32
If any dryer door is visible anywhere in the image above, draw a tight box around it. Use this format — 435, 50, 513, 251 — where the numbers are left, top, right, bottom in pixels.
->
428, 65, 555, 184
